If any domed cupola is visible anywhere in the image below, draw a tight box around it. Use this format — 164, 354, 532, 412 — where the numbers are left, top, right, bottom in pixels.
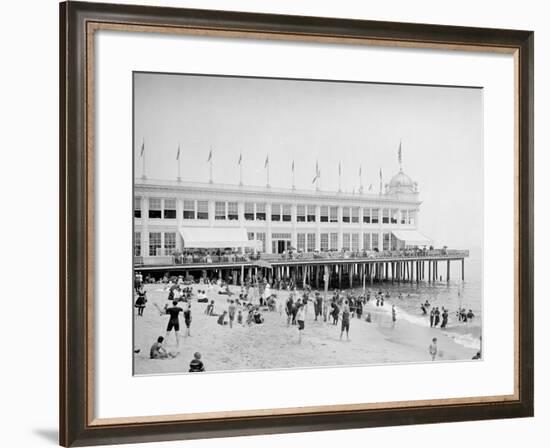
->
385, 141, 418, 195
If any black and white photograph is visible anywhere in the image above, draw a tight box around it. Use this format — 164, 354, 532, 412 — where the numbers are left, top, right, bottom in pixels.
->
132, 72, 483, 375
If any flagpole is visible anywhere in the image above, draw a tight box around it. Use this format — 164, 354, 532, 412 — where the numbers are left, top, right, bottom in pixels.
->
338, 161, 342, 193
379, 169, 383, 195
292, 160, 295, 190
141, 139, 146, 179
239, 152, 243, 186
359, 165, 363, 194
209, 146, 213, 184
265, 155, 270, 188
398, 140, 403, 171
177, 143, 181, 182
316, 162, 320, 192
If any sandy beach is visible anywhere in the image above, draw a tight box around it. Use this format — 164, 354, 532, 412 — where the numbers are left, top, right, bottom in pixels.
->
133, 282, 479, 375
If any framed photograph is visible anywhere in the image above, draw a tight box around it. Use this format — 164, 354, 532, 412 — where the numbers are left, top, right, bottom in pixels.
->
59, 1, 533, 446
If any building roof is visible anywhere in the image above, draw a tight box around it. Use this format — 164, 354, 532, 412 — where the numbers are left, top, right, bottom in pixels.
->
135, 177, 421, 206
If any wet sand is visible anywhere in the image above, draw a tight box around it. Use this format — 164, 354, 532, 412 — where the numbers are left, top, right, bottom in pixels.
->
133, 283, 479, 375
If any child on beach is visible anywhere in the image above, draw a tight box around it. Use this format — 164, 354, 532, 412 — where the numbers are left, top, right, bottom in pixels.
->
228, 300, 236, 328
237, 309, 243, 325
296, 304, 306, 343
429, 337, 438, 361
340, 301, 350, 341
189, 352, 205, 372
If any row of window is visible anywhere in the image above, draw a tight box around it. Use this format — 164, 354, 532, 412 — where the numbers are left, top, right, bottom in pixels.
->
134, 197, 416, 224
134, 231, 176, 257
134, 231, 400, 256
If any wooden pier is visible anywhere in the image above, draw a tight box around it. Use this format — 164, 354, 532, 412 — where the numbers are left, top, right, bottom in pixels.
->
136, 250, 469, 289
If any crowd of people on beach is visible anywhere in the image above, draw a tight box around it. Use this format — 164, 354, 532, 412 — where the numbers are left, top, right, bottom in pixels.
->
134, 271, 480, 369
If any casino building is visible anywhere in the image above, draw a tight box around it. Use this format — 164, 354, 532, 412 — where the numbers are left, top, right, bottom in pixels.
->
134, 164, 433, 267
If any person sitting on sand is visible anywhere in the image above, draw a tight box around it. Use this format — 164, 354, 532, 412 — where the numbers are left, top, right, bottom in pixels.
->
149, 336, 176, 359
365, 312, 372, 323
253, 308, 264, 324
429, 337, 438, 361
246, 308, 255, 326
189, 352, 205, 372
217, 311, 227, 326
467, 309, 475, 320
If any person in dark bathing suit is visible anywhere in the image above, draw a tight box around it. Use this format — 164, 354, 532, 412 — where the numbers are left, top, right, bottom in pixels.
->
164, 300, 183, 346
183, 303, 192, 336
134, 289, 147, 316
440, 308, 449, 329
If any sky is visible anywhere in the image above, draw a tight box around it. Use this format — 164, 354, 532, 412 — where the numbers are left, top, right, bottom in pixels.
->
134, 72, 483, 250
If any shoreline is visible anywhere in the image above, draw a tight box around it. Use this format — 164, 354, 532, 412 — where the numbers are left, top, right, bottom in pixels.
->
134, 282, 480, 375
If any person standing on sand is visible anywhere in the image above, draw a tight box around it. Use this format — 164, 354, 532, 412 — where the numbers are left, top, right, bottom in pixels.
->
429, 337, 438, 361
441, 308, 448, 329
429, 308, 435, 327
434, 307, 441, 327
183, 303, 192, 337
391, 305, 397, 328
134, 288, 147, 317
164, 300, 183, 347
285, 295, 294, 326
296, 304, 306, 343
340, 300, 351, 341
228, 300, 236, 328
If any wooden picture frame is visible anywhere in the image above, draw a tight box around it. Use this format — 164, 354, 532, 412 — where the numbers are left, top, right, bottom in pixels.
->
59, 1, 534, 446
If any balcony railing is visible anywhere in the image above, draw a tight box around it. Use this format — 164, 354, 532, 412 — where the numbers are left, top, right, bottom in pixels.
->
134, 248, 469, 267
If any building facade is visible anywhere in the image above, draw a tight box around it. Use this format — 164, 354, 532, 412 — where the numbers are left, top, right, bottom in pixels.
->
134, 167, 429, 265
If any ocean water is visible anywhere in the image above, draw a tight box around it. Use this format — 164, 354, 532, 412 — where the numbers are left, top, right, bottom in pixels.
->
351, 248, 482, 350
